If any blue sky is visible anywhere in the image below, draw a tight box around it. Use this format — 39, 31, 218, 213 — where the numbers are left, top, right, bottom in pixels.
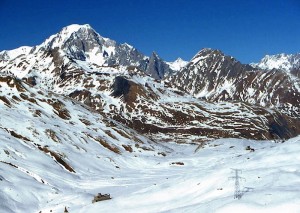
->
0, 0, 299, 63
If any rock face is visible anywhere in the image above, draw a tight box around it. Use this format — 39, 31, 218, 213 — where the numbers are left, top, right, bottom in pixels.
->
1, 25, 300, 143
145, 52, 173, 79
110, 76, 141, 103
111, 76, 131, 98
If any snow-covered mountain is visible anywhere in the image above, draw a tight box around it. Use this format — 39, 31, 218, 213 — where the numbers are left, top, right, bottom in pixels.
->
0, 24, 148, 73
170, 48, 300, 118
252, 53, 300, 72
1, 73, 300, 212
0, 73, 299, 211
2, 89, 300, 213
0, 46, 32, 60
1, 24, 300, 212
251, 52, 300, 79
167, 57, 188, 71
0, 24, 176, 81
1, 25, 299, 141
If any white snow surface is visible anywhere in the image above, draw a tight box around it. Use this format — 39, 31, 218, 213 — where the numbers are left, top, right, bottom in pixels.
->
167, 58, 188, 71
78, 137, 300, 213
0, 71, 299, 213
253, 53, 300, 72
0, 46, 32, 60
1, 84, 300, 213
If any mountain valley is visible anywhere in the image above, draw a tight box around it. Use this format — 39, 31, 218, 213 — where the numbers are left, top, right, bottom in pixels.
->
1, 24, 300, 212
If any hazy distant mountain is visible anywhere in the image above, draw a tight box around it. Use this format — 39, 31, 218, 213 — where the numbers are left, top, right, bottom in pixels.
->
252, 53, 300, 72
167, 57, 188, 71
251, 53, 300, 79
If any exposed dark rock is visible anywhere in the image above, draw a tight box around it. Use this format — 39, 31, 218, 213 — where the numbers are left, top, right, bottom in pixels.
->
170, 48, 300, 118
111, 76, 131, 98
22, 76, 37, 86
145, 52, 173, 79
92, 193, 111, 203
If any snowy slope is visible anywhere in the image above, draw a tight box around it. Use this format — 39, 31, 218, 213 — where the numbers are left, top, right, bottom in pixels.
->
2, 106, 300, 213
0, 72, 299, 212
0, 73, 170, 213
76, 137, 300, 213
0, 46, 32, 60
0, 23, 300, 213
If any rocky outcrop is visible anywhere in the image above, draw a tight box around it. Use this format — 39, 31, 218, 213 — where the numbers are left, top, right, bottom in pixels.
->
145, 52, 173, 79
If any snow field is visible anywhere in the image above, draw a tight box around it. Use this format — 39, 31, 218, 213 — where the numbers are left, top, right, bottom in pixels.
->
36, 138, 300, 212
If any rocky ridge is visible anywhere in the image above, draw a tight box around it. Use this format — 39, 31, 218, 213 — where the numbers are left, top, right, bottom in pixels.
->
170, 48, 300, 118
1, 24, 300, 143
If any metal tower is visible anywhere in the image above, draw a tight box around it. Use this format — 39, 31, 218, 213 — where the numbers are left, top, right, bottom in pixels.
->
229, 169, 245, 199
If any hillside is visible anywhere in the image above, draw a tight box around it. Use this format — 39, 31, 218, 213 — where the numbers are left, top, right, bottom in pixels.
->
1, 25, 300, 142
1, 24, 300, 213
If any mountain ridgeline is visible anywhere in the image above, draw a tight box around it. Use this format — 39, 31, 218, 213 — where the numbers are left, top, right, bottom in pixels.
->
1, 24, 300, 142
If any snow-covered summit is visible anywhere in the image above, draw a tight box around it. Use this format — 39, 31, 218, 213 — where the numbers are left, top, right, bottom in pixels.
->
0, 24, 150, 72
58, 24, 93, 40
39, 24, 94, 49
35, 23, 117, 62
167, 57, 188, 71
0, 24, 184, 79
252, 53, 300, 72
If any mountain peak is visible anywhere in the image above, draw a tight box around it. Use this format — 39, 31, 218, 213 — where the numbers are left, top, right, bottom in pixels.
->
167, 57, 188, 71
151, 51, 160, 58
254, 52, 300, 72
63, 23, 92, 31
39, 24, 98, 51
145, 51, 173, 79
190, 48, 224, 64
59, 24, 93, 38
174, 57, 184, 62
